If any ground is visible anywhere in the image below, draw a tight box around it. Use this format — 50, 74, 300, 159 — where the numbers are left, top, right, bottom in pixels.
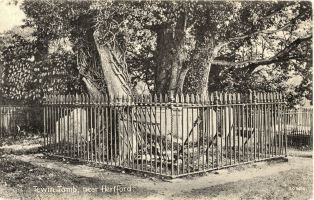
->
0, 135, 312, 200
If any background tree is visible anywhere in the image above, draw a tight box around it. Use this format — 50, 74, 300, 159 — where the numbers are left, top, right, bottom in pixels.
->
0, 26, 85, 103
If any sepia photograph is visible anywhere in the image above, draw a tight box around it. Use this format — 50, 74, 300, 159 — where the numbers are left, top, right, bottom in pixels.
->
0, 0, 312, 199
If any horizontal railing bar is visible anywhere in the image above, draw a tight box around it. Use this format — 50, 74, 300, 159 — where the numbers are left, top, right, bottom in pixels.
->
43, 102, 286, 107
172, 156, 287, 178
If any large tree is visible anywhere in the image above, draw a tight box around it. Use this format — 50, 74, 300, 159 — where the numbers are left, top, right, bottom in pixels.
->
14, 0, 313, 100
1, 0, 311, 163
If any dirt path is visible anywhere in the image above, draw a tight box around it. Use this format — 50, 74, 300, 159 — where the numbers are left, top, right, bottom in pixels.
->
0, 148, 312, 200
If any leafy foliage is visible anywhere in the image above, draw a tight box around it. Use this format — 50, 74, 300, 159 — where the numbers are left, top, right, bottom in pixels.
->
0, 30, 85, 104
0, 1, 312, 106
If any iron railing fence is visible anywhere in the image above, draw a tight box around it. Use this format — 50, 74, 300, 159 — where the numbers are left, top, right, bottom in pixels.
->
284, 107, 313, 146
43, 92, 287, 178
0, 105, 43, 138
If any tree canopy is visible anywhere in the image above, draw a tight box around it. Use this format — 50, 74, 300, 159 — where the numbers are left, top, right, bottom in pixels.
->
0, 0, 312, 106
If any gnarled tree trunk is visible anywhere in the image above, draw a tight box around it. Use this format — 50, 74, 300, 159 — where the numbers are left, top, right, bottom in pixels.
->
154, 13, 189, 95
196, 42, 226, 95
93, 30, 132, 97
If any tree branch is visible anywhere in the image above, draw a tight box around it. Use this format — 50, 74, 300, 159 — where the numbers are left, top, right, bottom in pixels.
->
262, 2, 295, 20
212, 36, 312, 67
227, 21, 296, 44
223, 10, 305, 49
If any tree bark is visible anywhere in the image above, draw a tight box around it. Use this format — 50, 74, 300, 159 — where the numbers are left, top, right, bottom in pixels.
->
82, 77, 102, 97
73, 14, 132, 98
93, 30, 132, 97
154, 13, 189, 95
197, 43, 225, 95
176, 67, 189, 94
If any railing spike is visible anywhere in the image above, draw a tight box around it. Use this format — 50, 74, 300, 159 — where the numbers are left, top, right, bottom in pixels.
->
93, 94, 96, 104
214, 91, 218, 104
75, 93, 78, 103
143, 94, 147, 103
72, 94, 75, 104
258, 92, 262, 103
87, 94, 91, 104
113, 94, 117, 104
89, 94, 93, 103
100, 94, 104, 104
180, 93, 184, 104
99, 94, 102, 104
81, 93, 85, 104
154, 93, 158, 103
209, 93, 213, 104
196, 94, 200, 103
274, 92, 277, 102
220, 93, 224, 104
252, 91, 256, 103
223, 93, 227, 104
79, 94, 83, 104
122, 95, 125, 104
200, 93, 204, 104
74, 94, 77, 104
275, 92, 278, 101
237, 93, 241, 104
62, 94, 66, 104
56, 94, 59, 104
249, 91, 253, 103
169, 91, 174, 100
149, 94, 153, 103
133, 94, 137, 103
191, 93, 195, 103
276, 92, 279, 101
104, 94, 108, 104
158, 93, 162, 103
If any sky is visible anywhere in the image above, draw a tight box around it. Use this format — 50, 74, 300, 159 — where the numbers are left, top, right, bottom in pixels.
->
0, 0, 25, 33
